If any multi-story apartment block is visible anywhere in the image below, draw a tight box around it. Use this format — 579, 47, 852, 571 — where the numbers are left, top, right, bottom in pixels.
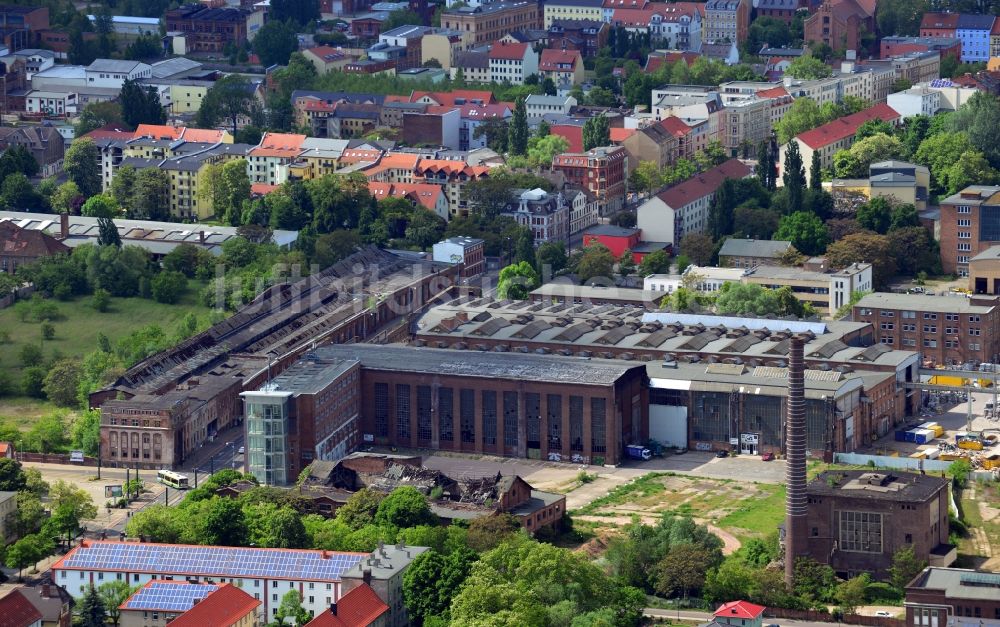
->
504, 188, 569, 245
637, 158, 752, 245
165, 6, 257, 53
853, 292, 1000, 366
547, 19, 608, 57
956, 13, 994, 62
704, 0, 748, 45
544, 0, 603, 29
880, 36, 961, 63
551, 145, 627, 216
939, 185, 1000, 277
720, 97, 771, 158
247, 133, 306, 185
421, 29, 464, 70
440, 1, 541, 47
780, 103, 901, 174
413, 158, 491, 217
538, 48, 584, 87
377, 24, 433, 71
920, 12, 959, 39
119, 582, 260, 627
458, 103, 511, 150
803, 0, 875, 54
488, 42, 539, 85
566, 188, 598, 234
755, 0, 805, 25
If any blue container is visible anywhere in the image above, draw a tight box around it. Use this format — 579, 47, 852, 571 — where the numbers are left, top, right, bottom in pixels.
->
905, 430, 918, 442
895, 430, 909, 442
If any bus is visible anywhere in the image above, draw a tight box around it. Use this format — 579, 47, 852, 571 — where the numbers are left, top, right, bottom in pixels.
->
157, 470, 190, 489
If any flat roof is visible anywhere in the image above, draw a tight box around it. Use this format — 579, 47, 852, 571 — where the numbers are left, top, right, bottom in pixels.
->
718, 238, 791, 258
855, 292, 995, 314
310, 344, 643, 386
807, 470, 947, 502
262, 355, 359, 395
910, 568, 1000, 600
970, 245, 1000, 262
53, 541, 367, 582
646, 361, 874, 399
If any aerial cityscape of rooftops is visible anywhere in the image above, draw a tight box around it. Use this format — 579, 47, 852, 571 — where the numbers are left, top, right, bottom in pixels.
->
4, 0, 1000, 624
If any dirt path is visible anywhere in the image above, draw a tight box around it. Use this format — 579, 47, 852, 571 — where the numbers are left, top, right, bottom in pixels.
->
573, 515, 743, 555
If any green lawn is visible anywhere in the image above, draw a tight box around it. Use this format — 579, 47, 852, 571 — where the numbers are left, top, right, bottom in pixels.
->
0, 282, 215, 423
716, 484, 787, 539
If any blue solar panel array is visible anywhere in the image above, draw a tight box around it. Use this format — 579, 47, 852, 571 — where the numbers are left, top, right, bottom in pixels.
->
61, 542, 366, 581
123, 583, 218, 611
930, 79, 954, 88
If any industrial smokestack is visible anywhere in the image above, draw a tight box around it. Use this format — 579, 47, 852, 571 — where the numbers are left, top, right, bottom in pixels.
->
784, 334, 808, 588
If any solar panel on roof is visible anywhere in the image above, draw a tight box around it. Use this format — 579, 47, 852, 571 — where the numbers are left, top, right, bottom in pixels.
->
123, 583, 218, 611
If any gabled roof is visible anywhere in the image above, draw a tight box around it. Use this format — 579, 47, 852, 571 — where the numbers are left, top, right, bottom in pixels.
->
920, 12, 960, 30
957, 13, 995, 30
0, 220, 68, 257
714, 601, 766, 620
87, 58, 146, 73
655, 159, 753, 209
611, 7, 661, 26
249, 132, 306, 158
602, 0, 649, 8
0, 590, 44, 627
539, 48, 581, 72
795, 103, 900, 150
610, 127, 636, 142
168, 584, 261, 627
660, 116, 695, 137
304, 584, 389, 627
409, 90, 496, 106
368, 181, 445, 211
756, 85, 790, 99
489, 42, 529, 61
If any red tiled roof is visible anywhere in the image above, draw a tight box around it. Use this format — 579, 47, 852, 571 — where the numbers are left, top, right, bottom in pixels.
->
168, 584, 260, 627
795, 103, 900, 150
756, 86, 790, 99
458, 103, 511, 119
249, 132, 306, 157
660, 116, 694, 137
409, 90, 496, 106
489, 42, 529, 61
610, 127, 636, 142
646, 51, 699, 73
304, 584, 389, 627
83, 124, 133, 140
715, 601, 766, 620
550, 125, 584, 152
611, 7, 659, 26
0, 590, 44, 627
672, 1, 706, 17
539, 48, 581, 72
368, 181, 444, 211
920, 12, 959, 30
0, 221, 69, 258
656, 159, 752, 208
250, 183, 279, 195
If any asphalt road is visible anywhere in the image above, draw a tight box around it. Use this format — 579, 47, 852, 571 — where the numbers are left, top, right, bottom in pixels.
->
643, 609, 851, 627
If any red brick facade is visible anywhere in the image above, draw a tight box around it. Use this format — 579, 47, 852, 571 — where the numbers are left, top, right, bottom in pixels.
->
551, 145, 628, 216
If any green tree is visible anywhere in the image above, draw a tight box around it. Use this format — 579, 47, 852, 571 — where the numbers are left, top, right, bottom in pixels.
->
943, 150, 1000, 196
583, 115, 611, 151
197, 75, 255, 134
253, 19, 298, 67
79, 585, 108, 627
313, 231, 361, 269
49, 479, 97, 542
132, 168, 171, 221
618, 250, 636, 276
203, 497, 247, 546
946, 458, 973, 489
150, 271, 187, 304
110, 165, 137, 216
914, 131, 974, 196
949, 91, 1000, 169
782, 141, 807, 213
43, 359, 82, 407
64, 138, 102, 197
6, 533, 53, 581
269, 0, 319, 25
0, 172, 42, 210
51, 181, 83, 215
81, 194, 119, 219
857, 197, 893, 234
889, 203, 919, 231
654, 543, 713, 600
97, 217, 121, 248
0, 458, 26, 492
826, 232, 896, 289
72, 410, 102, 457
119, 78, 165, 128
679, 233, 715, 266
99, 580, 138, 627
786, 54, 832, 79
374, 486, 437, 529
809, 150, 822, 189
497, 261, 541, 300
466, 513, 522, 552
576, 243, 615, 283
834, 133, 904, 178
775, 98, 829, 144
631, 160, 663, 197
536, 242, 567, 275
890, 546, 927, 592
245, 502, 309, 548
526, 134, 569, 166
835, 573, 869, 616
639, 249, 671, 276
74, 101, 123, 137
336, 488, 384, 530
382, 8, 422, 31
272, 590, 311, 627
775, 211, 829, 256
508, 97, 529, 156
856, 118, 894, 141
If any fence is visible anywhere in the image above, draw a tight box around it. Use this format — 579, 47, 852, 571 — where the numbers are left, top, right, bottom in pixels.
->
16, 452, 97, 466
765, 607, 905, 627
0, 285, 35, 309
833, 452, 954, 472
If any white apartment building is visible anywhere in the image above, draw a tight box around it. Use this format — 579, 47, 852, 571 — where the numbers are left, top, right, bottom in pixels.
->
887, 87, 942, 118
488, 42, 539, 86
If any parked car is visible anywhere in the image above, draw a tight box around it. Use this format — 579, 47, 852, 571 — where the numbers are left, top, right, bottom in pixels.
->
761, 451, 774, 461
715, 450, 729, 458
875, 611, 893, 618
674, 447, 687, 455
238, 446, 245, 455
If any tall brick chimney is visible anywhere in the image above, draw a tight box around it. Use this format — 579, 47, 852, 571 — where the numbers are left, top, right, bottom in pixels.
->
59, 212, 68, 240
784, 334, 809, 588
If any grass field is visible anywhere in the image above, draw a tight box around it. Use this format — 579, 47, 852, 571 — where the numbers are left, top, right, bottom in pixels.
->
0, 282, 214, 427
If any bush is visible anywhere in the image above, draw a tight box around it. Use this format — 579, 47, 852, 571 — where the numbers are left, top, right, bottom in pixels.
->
21, 367, 47, 398
20, 344, 43, 367
151, 271, 187, 304
41, 323, 54, 340
91, 289, 111, 312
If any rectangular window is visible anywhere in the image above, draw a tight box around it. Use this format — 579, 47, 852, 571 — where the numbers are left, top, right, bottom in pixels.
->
547, 394, 562, 450
881, 336, 894, 344
958, 242, 971, 252
438, 387, 454, 443
461, 389, 475, 444
924, 325, 937, 333
969, 315, 981, 322
482, 391, 497, 446
525, 392, 541, 449
396, 384, 410, 441
924, 313, 938, 320
417, 385, 432, 442
839, 510, 883, 553
591, 398, 607, 454
503, 391, 519, 448
880, 322, 894, 330
924, 339, 938, 348
569, 396, 584, 452
374, 383, 388, 437
958, 219, 971, 227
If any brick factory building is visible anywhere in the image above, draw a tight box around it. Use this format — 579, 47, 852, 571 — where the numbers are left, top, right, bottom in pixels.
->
939, 185, 1000, 277
440, 1, 542, 47
246, 344, 649, 467
905, 567, 1000, 627
803, 470, 954, 579
93, 248, 460, 469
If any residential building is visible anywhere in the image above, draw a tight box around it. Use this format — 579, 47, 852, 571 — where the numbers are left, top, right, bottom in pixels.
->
620, 118, 682, 171
402, 106, 461, 149
880, 36, 962, 62
377, 25, 433, 71
887, 85, 942, 118
504, 188, 569, 245
703, 41, 740, 65
544, 0, 603, 29
369, 182, 449, 221
957, 14, 995, 63
413, 159, 491, 217
905, 568, 1000, 627
0, 219, 68, 274
165, 6, 256, 53
351, 13, 388, 40
52, 541, 425, 622
874, 50, 942, 86
450, 50, 490, 83
637, 159, 753, 245
939, 185, 1000, 277
718, 238, 793, 268
720, 97, 771, 158
302, 46, 357, 74
119, 582, 260, 627
551, 145, 628, 216
458, 103, 511, 150
339, 544, 427, 627
0, 590, 42, 627
538, 48, 584, 88
0, 490, 16, 542
525, 94, 577, 120
421, 29, 464, 70
247, 133, 306, 185
920, 13, 960, 39
441, 2, 542, 47
566, 188, 597, 234
704, 0, 748, 45
19, 583, 72, 627
0, 126, 63, 176
652, 3, 704, 51
433, 236, 485, 277
488, 41, 539, 85
582, 224, 640, 257
804, 470, 954, 579
780, 103, 901, 174
853, 292, 1000, 366
84, 59, 151, 88
803, 0, 876, 54
305, 583, 388, 627
755, 0, 803, 25
547, 19, 608, 57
